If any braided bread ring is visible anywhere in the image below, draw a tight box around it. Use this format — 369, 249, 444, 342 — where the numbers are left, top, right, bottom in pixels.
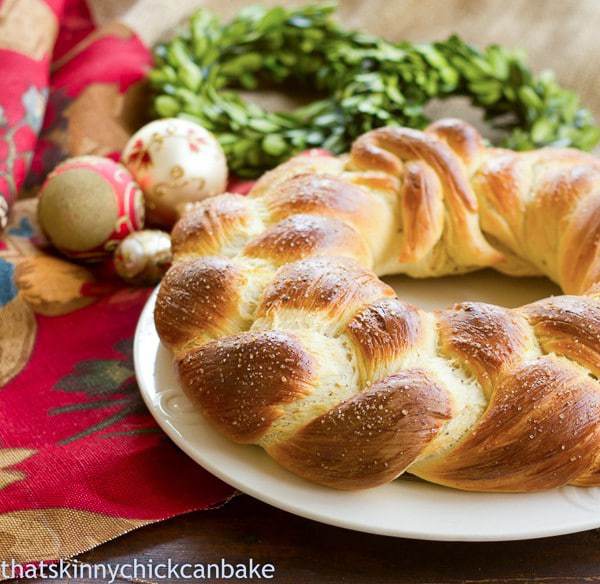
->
155, 118, 600, 491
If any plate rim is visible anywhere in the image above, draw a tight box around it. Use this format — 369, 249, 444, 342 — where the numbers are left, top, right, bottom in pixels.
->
135, 287, 600, 542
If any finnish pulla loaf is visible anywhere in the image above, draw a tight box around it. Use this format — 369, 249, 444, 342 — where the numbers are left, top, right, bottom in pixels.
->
154, 118, 600, 491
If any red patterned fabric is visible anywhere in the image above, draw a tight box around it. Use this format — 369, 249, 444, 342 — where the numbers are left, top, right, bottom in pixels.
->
0, 0, 64, 214
28, 5, 153, 188
1, 285, 231, 517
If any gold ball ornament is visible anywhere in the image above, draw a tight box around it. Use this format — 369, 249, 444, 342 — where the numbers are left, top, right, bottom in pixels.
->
37, 156, 145, 261
114, 229, 172, 286
122, 118, 228, 226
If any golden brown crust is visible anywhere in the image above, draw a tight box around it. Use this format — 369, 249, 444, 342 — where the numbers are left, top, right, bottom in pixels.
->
351, 125, 503, 268
345, 298, 425, 383
398, 161, 444, 263
178, 331, 316, 443
248, 154, 344, 198
556, 172, 600, 293
346, 170, 400, 193
268, 369, 452, 489
352, 126, 478, 211
523, 295, 600, 377
438, 302, 533, 397
171, 193, 257, 259
527, 161, 600, 285
243, 214, 371, 267
471, 150, 528, 255
257, 257, 394, 329
426, 118, 484, 171
154, 257, 247, 355
415, 356, 600, 491
264, 173, 377, 236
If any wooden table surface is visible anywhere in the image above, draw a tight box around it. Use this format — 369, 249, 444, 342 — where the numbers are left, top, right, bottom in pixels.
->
24, 494, 600, 583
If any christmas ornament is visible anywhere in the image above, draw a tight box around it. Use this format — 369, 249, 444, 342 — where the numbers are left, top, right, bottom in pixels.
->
122, 118, 228, 226
114, 229, 172, 286
37, 156, 145, 261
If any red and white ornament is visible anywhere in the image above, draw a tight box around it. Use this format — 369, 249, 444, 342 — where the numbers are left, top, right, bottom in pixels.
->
37, 156, 145, 261
122, 118, 228, 226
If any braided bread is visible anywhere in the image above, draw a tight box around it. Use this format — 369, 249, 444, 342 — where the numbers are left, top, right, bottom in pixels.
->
154, 118, 600, 492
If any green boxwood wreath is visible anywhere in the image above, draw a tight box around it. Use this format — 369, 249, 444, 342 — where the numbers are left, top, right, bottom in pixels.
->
149, 3, 600, 177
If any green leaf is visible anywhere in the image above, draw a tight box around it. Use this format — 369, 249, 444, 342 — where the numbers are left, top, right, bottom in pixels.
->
154, 95, 180, 117
262, 134, 287, 155
55, 360, 132, 396
248, 118, 281, 133
531, 118, 555, 143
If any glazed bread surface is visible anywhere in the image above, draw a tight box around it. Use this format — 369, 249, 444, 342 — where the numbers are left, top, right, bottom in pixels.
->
155, 118, 600, 491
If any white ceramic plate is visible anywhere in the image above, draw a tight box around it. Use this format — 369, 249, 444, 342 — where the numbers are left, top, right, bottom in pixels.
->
134, 270, 600, 541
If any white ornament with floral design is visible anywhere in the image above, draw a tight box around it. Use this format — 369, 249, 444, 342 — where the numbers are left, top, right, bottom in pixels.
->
122, 118, 228, 226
